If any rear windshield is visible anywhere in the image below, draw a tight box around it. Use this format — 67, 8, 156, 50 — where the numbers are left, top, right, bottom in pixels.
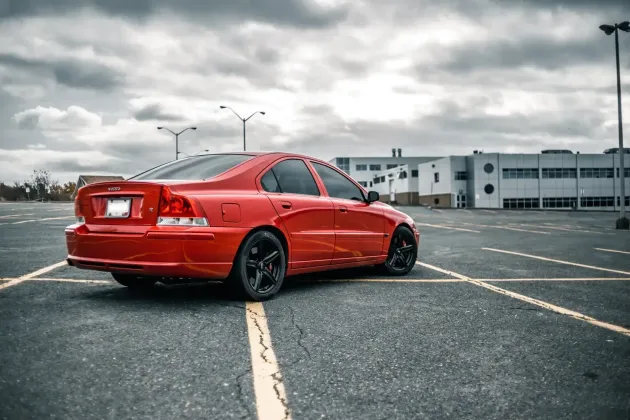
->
129, 154, 255, 181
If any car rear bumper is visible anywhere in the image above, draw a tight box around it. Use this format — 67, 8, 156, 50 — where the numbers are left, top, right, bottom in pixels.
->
65, 224, 252, 279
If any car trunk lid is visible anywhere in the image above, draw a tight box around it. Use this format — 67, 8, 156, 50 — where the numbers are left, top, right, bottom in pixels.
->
76, 180, 164, 226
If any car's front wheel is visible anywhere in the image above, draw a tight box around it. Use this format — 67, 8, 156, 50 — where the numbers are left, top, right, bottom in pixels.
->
379, 225, 417, 276
111, 273, 157, 288
231, 230, 287, 301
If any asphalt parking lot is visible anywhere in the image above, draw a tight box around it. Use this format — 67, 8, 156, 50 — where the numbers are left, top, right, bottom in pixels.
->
1, 202, 629, 420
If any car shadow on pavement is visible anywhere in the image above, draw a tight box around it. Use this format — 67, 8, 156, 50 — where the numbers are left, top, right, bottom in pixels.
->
80, 266, 384, 305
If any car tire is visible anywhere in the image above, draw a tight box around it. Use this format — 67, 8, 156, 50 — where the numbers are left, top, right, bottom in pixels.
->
378, 225, 417, 276
231, 230, 287, 301
111, 273, 157, 288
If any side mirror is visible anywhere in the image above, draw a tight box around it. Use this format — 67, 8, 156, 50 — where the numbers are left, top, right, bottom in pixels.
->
367, 191, 379, 203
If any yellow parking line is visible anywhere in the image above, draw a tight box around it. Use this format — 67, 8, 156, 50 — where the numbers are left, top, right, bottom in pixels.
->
460, 222, 550, 235
298, 278, 463, 283
510, 223, 608, 235
482, 248, 630, 276
415, 222, 480, 233
0, 261, 68, 291
594, 248, 630, 255
0, 213, 34, 219
30, 278, 111, 284
416, 261, 630, 336
480, 277, 630, 282
245, 302, 291, 420
11, 216, 74, 224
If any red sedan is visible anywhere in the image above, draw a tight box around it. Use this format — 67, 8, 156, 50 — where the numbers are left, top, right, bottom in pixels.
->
66, 152, 420, 300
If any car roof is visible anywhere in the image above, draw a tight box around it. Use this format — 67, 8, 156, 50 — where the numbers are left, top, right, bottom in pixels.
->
196, 151, 332, 165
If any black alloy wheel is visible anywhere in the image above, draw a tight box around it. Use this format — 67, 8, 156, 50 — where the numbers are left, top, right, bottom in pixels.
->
233, 230, 286, 301
382, 225, 417, 275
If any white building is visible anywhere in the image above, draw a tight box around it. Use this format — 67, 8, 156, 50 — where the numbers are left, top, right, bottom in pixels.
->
328, 148, 441, 204
331, 148, 630, 210
416, 150, 630, 210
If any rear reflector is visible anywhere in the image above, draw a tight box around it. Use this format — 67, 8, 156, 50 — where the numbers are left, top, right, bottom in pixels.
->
157, 217, 209, 226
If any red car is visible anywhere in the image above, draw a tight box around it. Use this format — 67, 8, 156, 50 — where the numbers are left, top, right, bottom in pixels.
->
66, 152, 420, 300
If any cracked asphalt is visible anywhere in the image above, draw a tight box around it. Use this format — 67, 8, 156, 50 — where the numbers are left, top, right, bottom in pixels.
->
1, 202, 629, 420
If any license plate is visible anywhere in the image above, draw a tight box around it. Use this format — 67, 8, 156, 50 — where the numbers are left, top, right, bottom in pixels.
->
105, 198, 131, 218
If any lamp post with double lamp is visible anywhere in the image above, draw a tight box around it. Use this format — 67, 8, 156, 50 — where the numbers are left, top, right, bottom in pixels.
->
219, 105, 265, 151
600, 20, 630, 229
157, 126, 197, 160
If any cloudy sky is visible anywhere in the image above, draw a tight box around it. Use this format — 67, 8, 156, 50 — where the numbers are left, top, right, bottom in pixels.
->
0, 0, 629, 184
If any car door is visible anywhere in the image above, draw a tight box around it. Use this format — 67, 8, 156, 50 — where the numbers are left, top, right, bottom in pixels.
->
308, 161, 385, 264
258, 158, 335, 269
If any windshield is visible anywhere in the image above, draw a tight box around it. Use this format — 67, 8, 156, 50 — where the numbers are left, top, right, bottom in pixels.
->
129, 154, 255, 181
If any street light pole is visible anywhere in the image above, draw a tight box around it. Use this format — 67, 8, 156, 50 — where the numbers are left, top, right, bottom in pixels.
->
219, 106, 265, 151
600, 21, 630, 229
157, 126, 197, 160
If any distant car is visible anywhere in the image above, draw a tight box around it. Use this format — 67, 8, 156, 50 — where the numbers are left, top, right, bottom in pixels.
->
65, 152, 420, 300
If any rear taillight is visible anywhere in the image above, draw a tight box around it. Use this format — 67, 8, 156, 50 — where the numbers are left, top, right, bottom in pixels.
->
74, 199, 85, 224
157, 187, 209, 226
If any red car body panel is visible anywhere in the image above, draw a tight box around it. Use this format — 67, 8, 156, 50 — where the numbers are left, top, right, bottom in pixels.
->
65, 152, 420, 280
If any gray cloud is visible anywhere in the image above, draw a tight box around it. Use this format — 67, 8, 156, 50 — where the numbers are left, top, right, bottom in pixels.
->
133, 104, 185, 122
0, 0, 349, 28
46, 157, 121, 174
420, 104, 605, 141
0, 53, 123, 91
505, 0, 629, 11
1, 0, 629, 185
436, 36, 627, 74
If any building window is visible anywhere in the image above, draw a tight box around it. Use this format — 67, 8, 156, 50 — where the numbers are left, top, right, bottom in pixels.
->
502, 168, 539, 179
335, 157, 350, 173
369, 164, 381, 171
380, 176, 385, 182
373, 177, 380, 184
617, 196, 630, 206
484, 184, 495, 194
542, 168, 577, 179
358, 181, 368, 187
434, 172, 439, 183
399, 171, 408, 179
355, 164, 367, 171
455, 171, 468, 180
580, 196, 615, 207
411, 170, 418, 177
542, 197, 577, 208
483, 163, 494, 174
616, 168, 630, 178
369, 181, 373, 187
580, 168, 613, 178
387, 164, 398, 169
503, 198, 540, 209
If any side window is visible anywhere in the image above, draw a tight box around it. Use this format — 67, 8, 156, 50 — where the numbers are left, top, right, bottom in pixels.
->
260, 170, 281, 193
310, 162, 365, 201
266, 159, 320, 196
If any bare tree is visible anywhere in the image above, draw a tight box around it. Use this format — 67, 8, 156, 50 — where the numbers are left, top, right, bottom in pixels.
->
30, 170, 58, 201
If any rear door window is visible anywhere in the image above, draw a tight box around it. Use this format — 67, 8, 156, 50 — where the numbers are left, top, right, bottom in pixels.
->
130, 154, 254, 180
261, 159, 320, 196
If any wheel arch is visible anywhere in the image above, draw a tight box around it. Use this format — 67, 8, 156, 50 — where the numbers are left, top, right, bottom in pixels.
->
229, 225, 290, 277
